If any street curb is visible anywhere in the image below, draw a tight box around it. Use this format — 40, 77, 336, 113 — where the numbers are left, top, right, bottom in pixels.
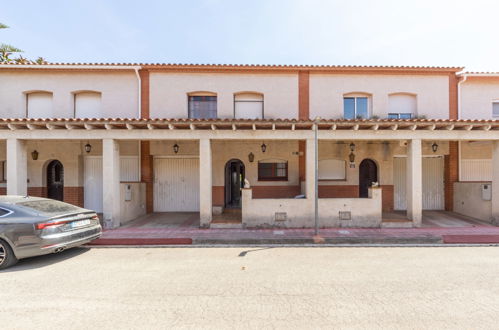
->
192, 235, 443, 245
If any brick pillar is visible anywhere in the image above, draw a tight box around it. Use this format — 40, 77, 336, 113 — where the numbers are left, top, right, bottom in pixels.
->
139, 69, 153, 213
139, 69, 150, 119
141, 141, 154, 213
298, 71, 310, 120
445, 141, 459, 211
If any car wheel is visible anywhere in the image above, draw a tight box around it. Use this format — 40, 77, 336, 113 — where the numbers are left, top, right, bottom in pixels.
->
0, 239, 18, 270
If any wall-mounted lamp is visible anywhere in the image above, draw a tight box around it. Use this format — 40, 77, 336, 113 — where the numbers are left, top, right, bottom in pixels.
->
432, 142, 438, 153
261, 143, 267, 153
173, 143, 180, 154
31, 150, 39, 161
248, 152, 255, 163
349, 152, 355, 164
349, 143, 356, 152
84, 143, 92, 153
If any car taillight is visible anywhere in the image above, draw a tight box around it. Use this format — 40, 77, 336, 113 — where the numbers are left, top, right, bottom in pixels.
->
35, 221, 69, 230
91, 215, 99, 220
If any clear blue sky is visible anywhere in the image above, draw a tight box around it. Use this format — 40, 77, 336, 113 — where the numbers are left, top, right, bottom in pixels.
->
2, 0, 499, 71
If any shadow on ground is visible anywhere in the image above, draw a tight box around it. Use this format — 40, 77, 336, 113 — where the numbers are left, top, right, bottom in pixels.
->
238, 247, 273, 257
0, 247, 90, 273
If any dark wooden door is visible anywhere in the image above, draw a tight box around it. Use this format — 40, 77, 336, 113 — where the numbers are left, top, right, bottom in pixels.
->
359, 159, 377, 198
47, 160, 64, 201
225, 160, 245, 208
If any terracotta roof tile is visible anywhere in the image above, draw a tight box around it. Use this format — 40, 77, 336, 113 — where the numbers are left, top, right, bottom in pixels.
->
0, 62, 464, 72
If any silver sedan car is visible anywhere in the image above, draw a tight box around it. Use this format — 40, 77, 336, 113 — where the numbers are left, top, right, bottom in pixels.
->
0, 196, 102, 269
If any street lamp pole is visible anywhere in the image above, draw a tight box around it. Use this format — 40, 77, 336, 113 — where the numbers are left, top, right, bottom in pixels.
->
314, 117, 320, 235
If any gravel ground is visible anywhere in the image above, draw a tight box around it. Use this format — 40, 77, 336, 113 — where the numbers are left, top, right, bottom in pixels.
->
1, 246, 499, 329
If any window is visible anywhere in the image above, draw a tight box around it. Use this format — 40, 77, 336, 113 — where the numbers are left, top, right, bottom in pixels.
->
493, 102, 499, 118
74, 91, 102, 118
343, 96, 369, 119
234, 93, 263, 119
0, 208, 12, 217
388, 113, 413, 119
26, 91, 53, 118
258, 160, 288, 181
388, 93, 416, 119
188, 94, 217, 119
318, 159, 346, 180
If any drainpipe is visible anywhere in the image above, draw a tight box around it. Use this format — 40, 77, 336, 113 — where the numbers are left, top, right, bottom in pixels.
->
457, 73, 467, 120
134, 68, 142, 119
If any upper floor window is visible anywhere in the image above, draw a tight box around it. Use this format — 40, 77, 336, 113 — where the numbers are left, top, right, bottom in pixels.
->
388, 93, 416, 119
493, 101, 499, 118
343, 93, 370, 119
234, 92, 263, 119
188, 92, 217, 119
25, 91, 53, 118
74, 91, 102, 118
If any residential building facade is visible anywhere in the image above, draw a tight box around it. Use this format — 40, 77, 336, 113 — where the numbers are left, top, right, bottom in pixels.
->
0, 63, 498, 229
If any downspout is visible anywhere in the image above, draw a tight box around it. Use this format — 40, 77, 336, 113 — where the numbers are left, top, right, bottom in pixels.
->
133, 67, 142, 182
134, 67, 142, 119
457, 74, 467, 120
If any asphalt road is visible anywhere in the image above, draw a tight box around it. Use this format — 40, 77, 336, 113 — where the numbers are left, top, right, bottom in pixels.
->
2, 246, 499, 329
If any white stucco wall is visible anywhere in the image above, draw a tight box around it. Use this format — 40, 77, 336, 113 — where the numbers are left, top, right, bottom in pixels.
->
120, 182, 146, 224
460, 78, 499, 120
0, 70, 139, 118
242, 187, 382, 228
150, 140, 300, 187
149, 73, 298, 119
454, 182, 492, 222
310, 74, 449, 119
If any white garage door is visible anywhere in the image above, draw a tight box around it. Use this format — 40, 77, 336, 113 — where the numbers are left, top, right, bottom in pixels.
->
154, 158, 200, 212
393, 156, 444, 210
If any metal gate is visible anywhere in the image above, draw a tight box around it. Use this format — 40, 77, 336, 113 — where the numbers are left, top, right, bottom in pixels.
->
393, 156, 444, 210
154, 158, 200, 212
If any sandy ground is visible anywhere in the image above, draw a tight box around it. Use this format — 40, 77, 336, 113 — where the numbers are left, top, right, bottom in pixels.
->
1, 246, 499, 329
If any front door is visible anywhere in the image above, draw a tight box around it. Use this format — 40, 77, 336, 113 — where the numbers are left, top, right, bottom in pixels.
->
225, 159, 245, 208
47, 160, 64, 201
359, 159, 378, 198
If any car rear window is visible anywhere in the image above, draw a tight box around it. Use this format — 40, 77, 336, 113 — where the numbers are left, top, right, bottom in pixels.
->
16, 200, 81, 215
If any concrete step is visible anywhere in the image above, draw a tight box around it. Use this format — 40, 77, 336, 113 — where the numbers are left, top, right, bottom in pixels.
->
210, 222, 243, 229
381, 220, 414, 228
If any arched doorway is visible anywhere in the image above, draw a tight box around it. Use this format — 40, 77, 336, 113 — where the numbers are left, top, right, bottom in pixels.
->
224, 159, 245, 208
47, 160, 64, 201
359, 159, 378, 198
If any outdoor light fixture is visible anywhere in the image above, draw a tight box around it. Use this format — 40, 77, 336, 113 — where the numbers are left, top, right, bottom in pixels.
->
173, 143, 180, 154
248, 152, 255, 163
84, 143, 92, 153
349, 152, 356, 164
432, 142, 438, 153
349, 142, 356, 152
261, 143, 267, 153
31, 150, 39, 161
